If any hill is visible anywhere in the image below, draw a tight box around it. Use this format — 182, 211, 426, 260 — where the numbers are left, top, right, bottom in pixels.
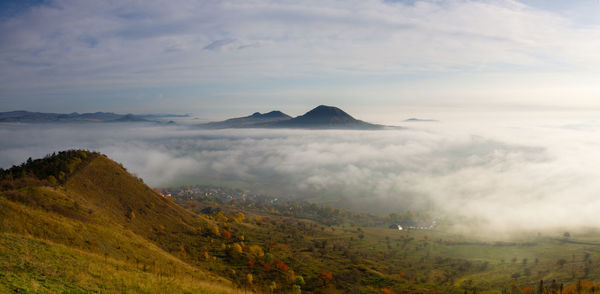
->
272, 105, 384, 129
403, 118, 438, 122
200, 105, 387, 130
0, 111, 151, 123
202, 110, 292, 128
0, 151, 240, 293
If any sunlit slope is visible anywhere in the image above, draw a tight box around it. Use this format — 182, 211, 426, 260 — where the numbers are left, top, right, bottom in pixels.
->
64, 154, 206, 253
0, 151, 240, 293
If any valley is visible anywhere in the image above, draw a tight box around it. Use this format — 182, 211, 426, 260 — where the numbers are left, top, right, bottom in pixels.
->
2, 151, 600, 293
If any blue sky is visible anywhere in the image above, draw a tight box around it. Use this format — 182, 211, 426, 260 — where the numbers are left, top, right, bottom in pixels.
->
1, 0, 600, 121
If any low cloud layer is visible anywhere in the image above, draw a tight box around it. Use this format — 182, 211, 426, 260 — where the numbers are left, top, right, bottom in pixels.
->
2, 119, 600, 233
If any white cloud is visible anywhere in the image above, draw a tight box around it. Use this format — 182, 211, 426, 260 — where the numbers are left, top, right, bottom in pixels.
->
3, 118, 600, 234
2, 0, 600, 112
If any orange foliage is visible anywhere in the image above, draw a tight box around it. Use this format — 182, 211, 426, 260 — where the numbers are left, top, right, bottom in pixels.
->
222, 229, 231, 239
563, 285, 578, 293
563, 280, 597, 293
381, 288, 396, 294
320, 269, 333, 283
275, 260, 289, 272
522, 286, 532, 294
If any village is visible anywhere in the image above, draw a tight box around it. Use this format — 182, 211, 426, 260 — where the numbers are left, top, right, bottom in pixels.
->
157, 185, 438, 231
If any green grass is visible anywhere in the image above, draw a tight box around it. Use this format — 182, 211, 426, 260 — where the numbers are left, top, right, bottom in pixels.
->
0, 233, 240, 293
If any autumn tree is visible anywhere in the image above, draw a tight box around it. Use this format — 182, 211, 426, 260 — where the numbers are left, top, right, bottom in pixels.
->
320, 269, 333, 285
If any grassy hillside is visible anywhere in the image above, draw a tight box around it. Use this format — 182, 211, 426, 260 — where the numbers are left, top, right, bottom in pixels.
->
0, 150, 240, 293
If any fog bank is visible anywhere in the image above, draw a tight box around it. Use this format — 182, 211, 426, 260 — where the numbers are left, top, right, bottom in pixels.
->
2, 117, 600, 232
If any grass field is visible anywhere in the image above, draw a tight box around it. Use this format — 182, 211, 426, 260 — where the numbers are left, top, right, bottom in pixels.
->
0, 233, 240, 294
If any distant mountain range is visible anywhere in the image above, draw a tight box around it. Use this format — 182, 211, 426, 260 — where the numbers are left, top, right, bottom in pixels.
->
0, 111, 154, 123
1, 106, 397, 130
200, 105, 388, 130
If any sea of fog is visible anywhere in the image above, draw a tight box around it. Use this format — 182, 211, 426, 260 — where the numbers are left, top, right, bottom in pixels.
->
2, 114, 600, 233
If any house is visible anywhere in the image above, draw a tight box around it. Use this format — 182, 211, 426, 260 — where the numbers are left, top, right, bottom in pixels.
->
388, 224, 403, 231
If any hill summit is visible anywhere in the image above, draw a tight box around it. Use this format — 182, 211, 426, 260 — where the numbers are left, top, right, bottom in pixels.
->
200, 105, 386, 129
274, 105, 381, 129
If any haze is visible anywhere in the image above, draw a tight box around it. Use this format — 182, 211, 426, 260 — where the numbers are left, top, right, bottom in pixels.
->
2, 113, 600, 234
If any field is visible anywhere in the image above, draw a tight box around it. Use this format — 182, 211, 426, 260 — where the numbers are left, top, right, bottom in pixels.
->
173, 186, 600, 293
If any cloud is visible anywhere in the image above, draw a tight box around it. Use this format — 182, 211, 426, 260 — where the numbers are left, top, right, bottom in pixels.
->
2, 0, 600, 113
3, 119, 600, 234
203, 39, 237, 51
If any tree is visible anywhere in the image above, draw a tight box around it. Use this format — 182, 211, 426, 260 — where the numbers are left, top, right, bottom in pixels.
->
210, 224, 220, 237
268, 281, 277, 293
295, 275, 305, 286
291, 285, 301, 294
320, 269, 333, 285
222, 229, 232, 240
235, 212, 246, 222
231, 243, 243, 255
264, 253, 274, 264
249, 245, 264, 259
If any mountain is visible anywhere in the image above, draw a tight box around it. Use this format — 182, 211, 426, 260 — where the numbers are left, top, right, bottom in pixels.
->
272, 105, 384, 129
404, 118, 438, 122
200, 105, 387, 130
201, 110, 292, 128
0, 151, 237, 293
0, 110, 151, 123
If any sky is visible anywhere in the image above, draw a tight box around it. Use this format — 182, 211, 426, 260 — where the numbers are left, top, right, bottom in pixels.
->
2, 0, 600, 122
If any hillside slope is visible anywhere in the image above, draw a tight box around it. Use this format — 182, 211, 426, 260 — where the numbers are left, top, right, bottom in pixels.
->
0, 151, 240, 293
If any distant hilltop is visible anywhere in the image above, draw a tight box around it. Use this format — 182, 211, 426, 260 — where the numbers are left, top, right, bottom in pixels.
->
0, 111, 189, 123
403, 118, 438, 122
200, 105, 393, 130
